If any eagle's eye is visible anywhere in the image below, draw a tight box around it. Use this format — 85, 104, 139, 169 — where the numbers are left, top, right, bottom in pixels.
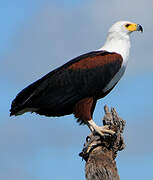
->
125, 24, 130, 28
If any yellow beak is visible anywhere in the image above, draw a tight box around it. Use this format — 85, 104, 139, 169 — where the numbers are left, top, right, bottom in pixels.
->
127, 24, 143, 32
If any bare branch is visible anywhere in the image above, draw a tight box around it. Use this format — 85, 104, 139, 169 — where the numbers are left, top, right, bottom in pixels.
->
79, 105, 126, 180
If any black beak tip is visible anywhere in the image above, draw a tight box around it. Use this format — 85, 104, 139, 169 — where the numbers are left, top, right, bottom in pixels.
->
138, 24, 143, 33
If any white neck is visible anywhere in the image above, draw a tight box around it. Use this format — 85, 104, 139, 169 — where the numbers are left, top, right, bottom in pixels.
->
97, 31, 131, 92
98, 32, 131, 65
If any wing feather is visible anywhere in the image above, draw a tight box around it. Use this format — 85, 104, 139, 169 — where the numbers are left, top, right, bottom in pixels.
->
10, 51, 123, 116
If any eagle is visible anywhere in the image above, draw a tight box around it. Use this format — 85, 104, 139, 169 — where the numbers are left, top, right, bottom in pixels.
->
10, 21, 143, 136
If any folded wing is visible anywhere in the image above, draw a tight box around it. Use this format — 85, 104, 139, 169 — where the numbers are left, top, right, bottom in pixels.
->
10, 51, 123, 117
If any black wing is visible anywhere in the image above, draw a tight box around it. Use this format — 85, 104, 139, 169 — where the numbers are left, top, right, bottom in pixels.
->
10, 51, 122, 116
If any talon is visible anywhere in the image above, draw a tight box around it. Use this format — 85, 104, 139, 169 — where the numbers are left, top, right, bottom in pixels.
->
100, 126, 115, 135
93, 126, 105, 137
87, 119, 115, 137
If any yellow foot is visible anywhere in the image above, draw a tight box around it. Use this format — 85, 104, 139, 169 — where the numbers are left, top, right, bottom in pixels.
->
87, 119, 115, 137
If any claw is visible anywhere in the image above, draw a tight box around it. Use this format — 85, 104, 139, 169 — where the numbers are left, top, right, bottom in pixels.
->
87, 119, 115, 137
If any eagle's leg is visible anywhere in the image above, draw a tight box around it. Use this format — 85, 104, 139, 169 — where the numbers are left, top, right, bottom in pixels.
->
87, 119, 115, 137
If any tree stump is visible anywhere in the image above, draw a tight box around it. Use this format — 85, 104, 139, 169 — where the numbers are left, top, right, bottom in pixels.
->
79, 105, 126, 180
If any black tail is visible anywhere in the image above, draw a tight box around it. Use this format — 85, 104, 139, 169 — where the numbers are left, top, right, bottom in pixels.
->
10, 73, 81, 117
10, 77, 45, 116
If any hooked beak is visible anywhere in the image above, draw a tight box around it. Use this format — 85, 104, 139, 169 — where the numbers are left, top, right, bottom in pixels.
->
137, 24, 143, 33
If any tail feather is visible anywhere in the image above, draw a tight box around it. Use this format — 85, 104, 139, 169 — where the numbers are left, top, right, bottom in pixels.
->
10, 76, 81, 117
10, 77, 45, 116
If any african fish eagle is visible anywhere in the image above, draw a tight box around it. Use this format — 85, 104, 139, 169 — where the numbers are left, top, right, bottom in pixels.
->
10, 21, 143, 136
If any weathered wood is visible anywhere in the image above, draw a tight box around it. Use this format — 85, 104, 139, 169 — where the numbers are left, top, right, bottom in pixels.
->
79, 105, 125, 180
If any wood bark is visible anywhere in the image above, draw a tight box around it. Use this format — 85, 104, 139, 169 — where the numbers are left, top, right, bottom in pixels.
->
79, 105, 126, 180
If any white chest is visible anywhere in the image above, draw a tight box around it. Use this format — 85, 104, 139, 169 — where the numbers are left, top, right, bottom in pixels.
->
98, 34, 130, 92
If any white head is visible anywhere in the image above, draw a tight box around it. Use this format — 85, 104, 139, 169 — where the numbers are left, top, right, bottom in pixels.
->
100, 20, 143, 61
108, 20, 143, 36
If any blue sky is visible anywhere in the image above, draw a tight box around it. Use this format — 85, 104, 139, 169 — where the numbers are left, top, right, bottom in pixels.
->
1, 0, 153, 179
